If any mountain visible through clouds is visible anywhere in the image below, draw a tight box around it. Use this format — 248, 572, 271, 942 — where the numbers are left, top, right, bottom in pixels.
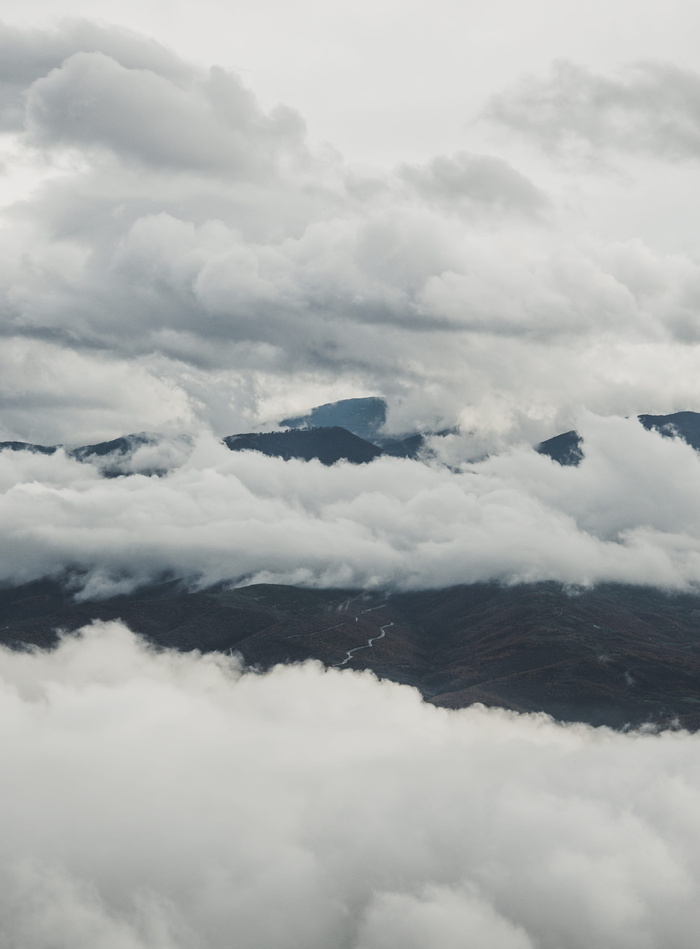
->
3, 403, 700, 735
3, 576, 700, 731
224, 426, 383, 464
4, 3, 700, 947
537, 411, 700, 466
280, 396, 388, 440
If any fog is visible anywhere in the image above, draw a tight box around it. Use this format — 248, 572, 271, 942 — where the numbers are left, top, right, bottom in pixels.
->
1, 413, 700, 597
0, 621, 697, 948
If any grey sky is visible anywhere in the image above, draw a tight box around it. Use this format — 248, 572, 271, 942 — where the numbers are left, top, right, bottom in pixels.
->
2, 10, 700, 442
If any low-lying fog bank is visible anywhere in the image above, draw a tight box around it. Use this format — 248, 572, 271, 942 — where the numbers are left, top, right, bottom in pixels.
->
1, 622, 699, 949
3, 413, 700, 597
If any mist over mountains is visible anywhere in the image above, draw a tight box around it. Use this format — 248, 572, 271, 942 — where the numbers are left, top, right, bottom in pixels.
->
6, 397, 700, 474
4, 397, 700, 733
537, 411, 700, 467
5, 9, 700, 947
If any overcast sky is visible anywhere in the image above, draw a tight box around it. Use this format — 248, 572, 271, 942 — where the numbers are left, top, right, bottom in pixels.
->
2, 2, 700, 443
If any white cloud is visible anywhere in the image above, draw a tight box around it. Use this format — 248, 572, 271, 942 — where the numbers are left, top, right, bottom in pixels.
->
487, 60, 700, 163
25, 50, 307, 176
0, 621, 699, 947
0, 18, 192, 132
5, 22, 700, 442
2, 415, 700, 596
0, 340, 196, 445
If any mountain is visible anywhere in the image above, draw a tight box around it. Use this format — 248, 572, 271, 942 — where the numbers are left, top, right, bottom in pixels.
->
638, 411, 700, 450
5, 405, 700, 730
70, 432, 169, 476
3, 577, 700, 731
223, 427, 383, 465
70, 433, 157, 461
5, 407, 700, 474
280, 397, 387, 441
0, 425, 389, 470
0, 396, 432, 470
0, 440, 57, 455
537, 411, 700, 465
279, 396, 436, 459
0, 433, 193, 477
377, 432, 426, 458
535, 430, 583, 466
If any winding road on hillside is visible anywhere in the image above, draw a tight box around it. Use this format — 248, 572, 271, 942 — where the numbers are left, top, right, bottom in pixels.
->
337, 621, 394, 666
283, 597, 394, 664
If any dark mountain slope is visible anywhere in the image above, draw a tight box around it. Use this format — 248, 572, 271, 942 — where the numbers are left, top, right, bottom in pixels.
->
3, 579, 700, 731
278, 397, 429, 459
638, 411, 700, 449
535, 430, 583, 466
0, 432, 178, 476
537, 411, 700, 465
280, 397, 387, 441
378, 433, 426, 458
70, 433, 156, 461
0, 441, 57, 455
223, 427, 382, 465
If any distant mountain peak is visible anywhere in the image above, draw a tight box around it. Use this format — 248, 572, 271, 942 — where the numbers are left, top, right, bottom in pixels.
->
223, 427, 383, 465
537, 411, 700, 465
280, 397, 387, 442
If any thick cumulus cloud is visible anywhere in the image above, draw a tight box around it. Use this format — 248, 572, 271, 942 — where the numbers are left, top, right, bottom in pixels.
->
1, 620, 700, 948
3, 22, 700, 442
25, 50, 306, 175
0, 19, 192, 131
4, 414, 700, 596
0, 340, 197, 446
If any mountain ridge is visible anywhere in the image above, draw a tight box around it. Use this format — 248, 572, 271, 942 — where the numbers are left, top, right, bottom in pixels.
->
4, 402, 700, 473
537, 410, 700, 465
2, 576, 700, 732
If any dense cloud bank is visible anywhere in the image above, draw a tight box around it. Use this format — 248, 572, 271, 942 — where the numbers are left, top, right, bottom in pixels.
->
3, 22, 700, 443
0, 621, 699, 948
3, 414, 700, 595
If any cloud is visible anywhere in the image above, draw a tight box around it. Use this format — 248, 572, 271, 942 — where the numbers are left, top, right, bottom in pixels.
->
1, 621, 700, 947
3, 414, 700, 596
398, 152, 548, 215
0, 339, 197, 445
487, 59, 700, 162
25, 50, 307, 176
3, 22, 700, 443
0, 18, 192, 132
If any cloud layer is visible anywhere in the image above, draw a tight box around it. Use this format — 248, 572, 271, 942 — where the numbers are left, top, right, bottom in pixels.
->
1, 621, 699, 948
3, 413, 700, 596
3, 22, 700, 443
